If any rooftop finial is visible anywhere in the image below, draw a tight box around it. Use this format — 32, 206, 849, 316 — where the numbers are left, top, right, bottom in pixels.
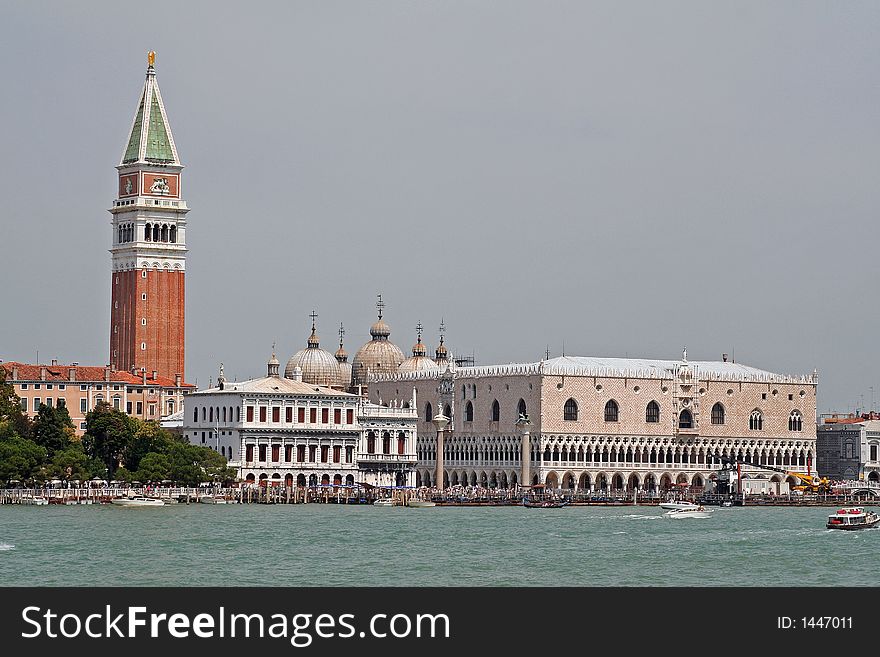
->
148, 50, 156, 68
682, 346, 688, 362
376, 293, 385, 320
271, 340, 276, 359
338, 322, 345, 348
308, 311, 319, 347
416, 321, 423, 344
439, 318, 446, 345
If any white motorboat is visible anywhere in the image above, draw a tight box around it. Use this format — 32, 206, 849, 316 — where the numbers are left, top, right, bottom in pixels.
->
665, 506, 712, 519
659, 501, 699, 511
407, 500, 436, 508
826, 507, 880, 530
111, 496, 166, 507
373, 498, 396, 507
20, 495, 49, 506
200, 495, 228, 504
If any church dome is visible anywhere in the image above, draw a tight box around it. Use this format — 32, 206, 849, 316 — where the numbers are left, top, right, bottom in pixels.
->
398, 326, 441, 375
284, 316, 342, 387
351, 300, 404, 388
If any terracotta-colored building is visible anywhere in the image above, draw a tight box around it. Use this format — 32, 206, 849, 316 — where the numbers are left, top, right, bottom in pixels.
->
1, 361, 194, 435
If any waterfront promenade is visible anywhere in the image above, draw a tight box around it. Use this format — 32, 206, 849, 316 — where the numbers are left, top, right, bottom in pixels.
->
2, 485, 877, 507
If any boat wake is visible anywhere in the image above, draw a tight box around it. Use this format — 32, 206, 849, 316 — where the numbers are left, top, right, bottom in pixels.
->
0, 543, 15, 551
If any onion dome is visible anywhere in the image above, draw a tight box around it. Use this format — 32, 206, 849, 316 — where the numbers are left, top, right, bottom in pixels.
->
335, 323, 352, 390
284, 313, 342, 387
351, 295, 405, 388
399, 322, 441, 374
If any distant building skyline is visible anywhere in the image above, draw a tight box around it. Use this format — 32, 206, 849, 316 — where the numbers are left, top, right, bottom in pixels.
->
1, 3, 878, 414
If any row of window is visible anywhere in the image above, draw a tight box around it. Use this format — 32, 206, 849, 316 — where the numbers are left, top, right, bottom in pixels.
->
144, 222, 177, 243
365, 432, 408, 455
194, 405, 355, 426
244, 444, 355, 464
420, 446, 814, 468
19, 395, 168, 417
429, 398, 804, 432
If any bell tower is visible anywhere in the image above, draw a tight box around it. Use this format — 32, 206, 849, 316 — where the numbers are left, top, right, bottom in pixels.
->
109, 52, 188, 381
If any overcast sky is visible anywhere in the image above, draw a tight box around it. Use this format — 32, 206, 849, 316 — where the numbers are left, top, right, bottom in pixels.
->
1, 1, 878, 413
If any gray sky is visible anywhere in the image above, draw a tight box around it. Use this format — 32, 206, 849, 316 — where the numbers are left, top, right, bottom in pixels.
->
1, 1, 878, 414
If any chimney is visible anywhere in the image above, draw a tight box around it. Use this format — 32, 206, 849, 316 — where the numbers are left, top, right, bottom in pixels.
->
141, 368, 147, 385
68, 367, 76, 381
722, 353, 729, 362
40, 367, 47, 381
152, 370, 158, 381
51, 358, 58, 366
104, 366, 111, 382
11, 365, 19, 381
175, 373, 181, 388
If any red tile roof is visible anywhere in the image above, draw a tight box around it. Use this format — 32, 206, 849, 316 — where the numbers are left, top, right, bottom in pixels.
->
1, 362, 194, 389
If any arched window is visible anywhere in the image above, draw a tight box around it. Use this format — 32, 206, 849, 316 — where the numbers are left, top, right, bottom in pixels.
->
425, 402, 433, 423
563, 398, 578, 421
193, 406, 198, 423
604, 400, 619, 422
145, 223, 152, 241
465, 401, 473, 422
382, 432, 391, 454
518, 399, 527, 418
645, 400, 660, 423
397, 433, 406, 455
679, 409, 693, 429
202, 407, 206, 421
161, 224, 169, 242
788, 410, 802, 432
209, 407, 214, 422
491, 399, 500, 422
167, 400, 174, 415
749, 410, 763, 431
711, 402, 725, 425
444, 404, 452, 419
367, 432, 376, 454
152, 224, 160, 242
169, 225, 177, 243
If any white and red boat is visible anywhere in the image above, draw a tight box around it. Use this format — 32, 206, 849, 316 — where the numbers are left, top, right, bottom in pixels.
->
826, 507, 879, 530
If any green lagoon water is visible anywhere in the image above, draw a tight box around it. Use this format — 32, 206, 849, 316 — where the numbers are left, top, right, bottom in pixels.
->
0, 504, 876, 586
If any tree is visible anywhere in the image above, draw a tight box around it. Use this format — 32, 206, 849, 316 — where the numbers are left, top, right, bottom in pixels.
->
114, 466, 133, 484
0, 435, 46, 485
123, 420, 171, 472
32, 403, 75, 457
0, 368, 32, 439
44, 442, 104, 483
134, 452, 171, 483
82, 402, 136, 478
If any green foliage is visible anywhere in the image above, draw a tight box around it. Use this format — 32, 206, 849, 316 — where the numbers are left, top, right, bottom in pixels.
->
0, 368, 32, 439
0, 396, 238, 487
124, 420, 170, 472
134, 452, 171, 483
0, 434, 47, 484
114, 466, 133, 484
32, 403, 76, 457
45, 443, 103, 483
82, 402, 136, 477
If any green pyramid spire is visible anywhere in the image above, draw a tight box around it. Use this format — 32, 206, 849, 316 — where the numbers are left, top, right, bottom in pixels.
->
145, 92, 174, 162
122, 95, 145, 164
120, 55, 179, 166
